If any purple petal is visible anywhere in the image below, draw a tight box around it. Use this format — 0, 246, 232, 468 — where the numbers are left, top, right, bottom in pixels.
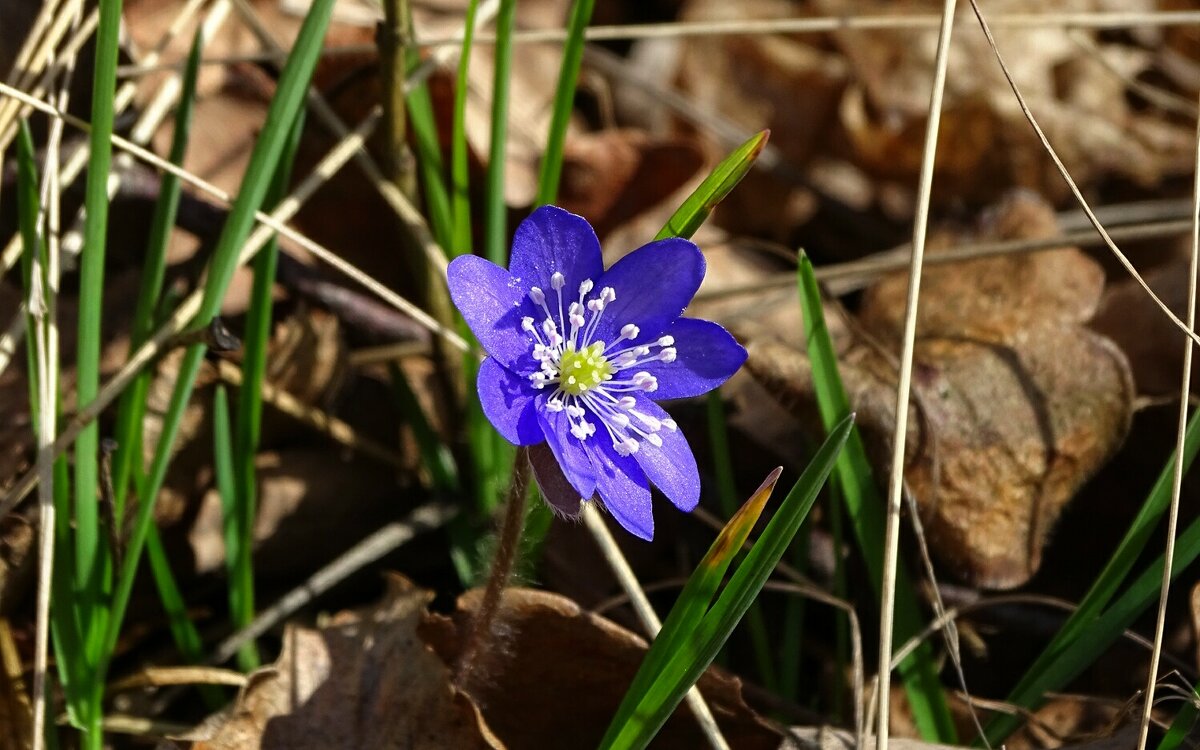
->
585, 440, 654, 540
537, 406, 597, 500
476, 357, 544, 446
508, 206, 605, 293
528, 443, 583, 518
641, 318, 747, 401
591, 238, 705, 346
447, 255, 537, 373
629, 397, 701, 512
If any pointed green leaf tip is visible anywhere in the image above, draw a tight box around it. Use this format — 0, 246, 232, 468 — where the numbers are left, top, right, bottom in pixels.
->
655, 129, 770, 241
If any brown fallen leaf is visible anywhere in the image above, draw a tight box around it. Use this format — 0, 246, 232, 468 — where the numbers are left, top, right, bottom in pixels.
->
820, 0, 1193, 209
192, 574, 502, 750
420, 586, 782, 749
745, 194, 1134, 588
675, 0, 849, 241
555, 128, 705, 241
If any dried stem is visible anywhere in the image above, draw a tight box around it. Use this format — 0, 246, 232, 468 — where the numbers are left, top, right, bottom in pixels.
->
875, 0, 958, 747
1135, 90, 1200, 750
453, 448, 531, 690
378, 0, 418, 199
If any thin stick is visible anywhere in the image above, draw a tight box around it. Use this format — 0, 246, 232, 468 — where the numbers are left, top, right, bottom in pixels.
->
582, 504, 731, 750
1135, 91, 1200, 750
453, 449, 530, 690
875, 0, 958, 747
101, 8, 1200, 66
695, 215, 1196, 303
325, 10, 1200, 46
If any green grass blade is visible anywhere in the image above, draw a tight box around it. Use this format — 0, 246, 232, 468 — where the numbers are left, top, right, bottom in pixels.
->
101, 0, 336, 681
483, 0, 516, 265
1158, 700, 1197, 749
211, 383, 257, 670
706, 391, 777, 688
19, 119, 97, 730
111, 29, 203, 515
533, 0, 595, 207
602, 416, 853, 750
779, 528, 808, 702
797, 253, 955, 741
405, 7, 453, 249
993, 505, 1200, 748
653, 130, 769, 242
228, 108, 307, 672
610, 467, 782, 733
450, 0, 479, 255
74, 0, 126, 644
15, 121, 44, 418
984, 407, 1200, 745
142, 527, 203, 662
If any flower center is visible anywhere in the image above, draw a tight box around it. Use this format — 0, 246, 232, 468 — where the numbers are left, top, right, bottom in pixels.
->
521, 272, 680, 455
558, 342, 613, 396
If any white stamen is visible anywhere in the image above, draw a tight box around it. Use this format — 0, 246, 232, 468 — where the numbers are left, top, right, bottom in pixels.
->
518, 271, 684, 452
632, 410, 662, 432
630, 372, 658, 392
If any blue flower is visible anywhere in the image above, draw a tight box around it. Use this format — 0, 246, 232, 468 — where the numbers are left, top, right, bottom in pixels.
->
447, 206, 747, 540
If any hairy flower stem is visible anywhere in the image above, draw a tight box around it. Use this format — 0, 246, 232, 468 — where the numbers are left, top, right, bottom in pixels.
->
453, 447, 531, 690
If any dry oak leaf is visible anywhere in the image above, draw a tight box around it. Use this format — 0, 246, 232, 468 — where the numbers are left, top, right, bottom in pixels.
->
192, 575, 501, 750
819, 0, 1193, 206
420, 586, 782, 749
746, 195, 1133, 589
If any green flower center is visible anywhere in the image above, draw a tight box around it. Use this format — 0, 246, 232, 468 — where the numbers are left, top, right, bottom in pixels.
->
558, 342, 613, 396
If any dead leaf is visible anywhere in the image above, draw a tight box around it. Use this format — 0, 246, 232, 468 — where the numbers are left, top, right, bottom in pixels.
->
675, 0, 849, 241
193, 574, 501, 749
745, 194, 1133, 588
819, 0, 1192, 207
1090, 242, 1198, 397
420, 586, 782, 749
555, 128, 705, 240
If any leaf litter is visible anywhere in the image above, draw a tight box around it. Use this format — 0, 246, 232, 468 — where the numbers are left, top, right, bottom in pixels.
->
5, 0, 1200, 746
